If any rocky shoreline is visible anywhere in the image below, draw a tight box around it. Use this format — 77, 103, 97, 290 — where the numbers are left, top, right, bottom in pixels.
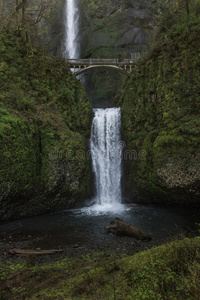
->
0, 228, 179, 265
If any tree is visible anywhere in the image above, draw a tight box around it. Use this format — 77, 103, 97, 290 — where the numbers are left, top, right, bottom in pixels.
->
0, 0, 3, 19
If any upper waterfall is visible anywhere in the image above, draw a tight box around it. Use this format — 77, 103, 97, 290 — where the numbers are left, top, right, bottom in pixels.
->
63, 0, 79, 58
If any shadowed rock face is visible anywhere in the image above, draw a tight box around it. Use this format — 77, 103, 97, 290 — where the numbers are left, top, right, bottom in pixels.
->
1, 0, 156, 58
77, 0, 156, 106
79, 0, 156, 57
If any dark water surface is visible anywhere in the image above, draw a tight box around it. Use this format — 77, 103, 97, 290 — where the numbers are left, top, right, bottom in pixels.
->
1, 204, 200, 250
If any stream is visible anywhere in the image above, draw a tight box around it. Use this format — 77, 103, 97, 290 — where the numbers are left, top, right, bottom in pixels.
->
1, 204, 200, 257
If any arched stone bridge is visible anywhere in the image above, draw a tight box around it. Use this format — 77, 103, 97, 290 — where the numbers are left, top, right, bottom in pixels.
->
67, 58, 138, 77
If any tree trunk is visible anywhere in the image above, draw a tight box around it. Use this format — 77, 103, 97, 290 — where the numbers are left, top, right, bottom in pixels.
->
105, 218, 152, 240
0, 0, 3, 19
185, 0, 190, 15
22, 0, 26, 22
9, 248, 63, 255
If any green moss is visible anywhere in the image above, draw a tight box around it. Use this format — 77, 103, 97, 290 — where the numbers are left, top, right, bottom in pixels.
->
120, 11, 200, 203
0, 26, 93, 220
1, 237, 200, 299
123, 237, 200, 299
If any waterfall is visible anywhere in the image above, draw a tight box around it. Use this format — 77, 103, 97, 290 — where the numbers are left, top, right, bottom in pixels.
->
63, 2, 123, 211
64, 0, 79, 58
90, 108, 122, 207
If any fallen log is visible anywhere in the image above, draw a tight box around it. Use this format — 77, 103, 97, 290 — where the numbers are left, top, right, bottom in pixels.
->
9, 248, 63, 256
105, 218, 152, 241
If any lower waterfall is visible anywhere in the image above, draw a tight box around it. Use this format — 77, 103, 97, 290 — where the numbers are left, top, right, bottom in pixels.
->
90, 108, 122, 208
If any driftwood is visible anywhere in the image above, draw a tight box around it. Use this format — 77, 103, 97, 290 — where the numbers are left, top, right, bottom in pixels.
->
105, 218, 152, 241
9, 248, 63, 256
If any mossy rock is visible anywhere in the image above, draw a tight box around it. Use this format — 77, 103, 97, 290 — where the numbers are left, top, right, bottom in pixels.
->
0, 26, 93, 220
120, 11, 200, 204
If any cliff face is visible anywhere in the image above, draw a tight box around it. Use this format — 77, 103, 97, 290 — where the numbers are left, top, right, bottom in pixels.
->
0, 26, 93, 220
0, 0, 65, 56
2, 1, 199, 210
1, 0, 156, 105
79, 0, 156, 105
79, 0, 155, 56
118, 12, 200, 204
1, 0, 155, 55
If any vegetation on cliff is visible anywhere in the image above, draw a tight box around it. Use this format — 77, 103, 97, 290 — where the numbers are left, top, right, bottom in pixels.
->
0, 24, 93, 220
119, 2, 200, 203
0, 0, 65, 56
1, 236, 200, 299
0, 2, 200, 299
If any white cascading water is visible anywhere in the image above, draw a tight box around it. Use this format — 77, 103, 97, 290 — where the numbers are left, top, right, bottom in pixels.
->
63, 1, 124, 212
90, 108, 122, 209
64, 0, 79, 58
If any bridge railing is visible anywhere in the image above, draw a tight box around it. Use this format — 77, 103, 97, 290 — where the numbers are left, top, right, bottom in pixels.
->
67, 58, 137, 65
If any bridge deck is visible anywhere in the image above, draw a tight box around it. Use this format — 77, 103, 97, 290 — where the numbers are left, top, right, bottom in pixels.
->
67, 58, 136, 66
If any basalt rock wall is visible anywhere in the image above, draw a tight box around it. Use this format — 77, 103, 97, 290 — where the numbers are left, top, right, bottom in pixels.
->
0, 27, 93, 221
118, 11, 200, 205
79, 0, 156, 105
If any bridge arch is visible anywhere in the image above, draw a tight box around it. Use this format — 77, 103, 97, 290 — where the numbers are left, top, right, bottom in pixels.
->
67, 58, 137, 78
74, 65, 131, 77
